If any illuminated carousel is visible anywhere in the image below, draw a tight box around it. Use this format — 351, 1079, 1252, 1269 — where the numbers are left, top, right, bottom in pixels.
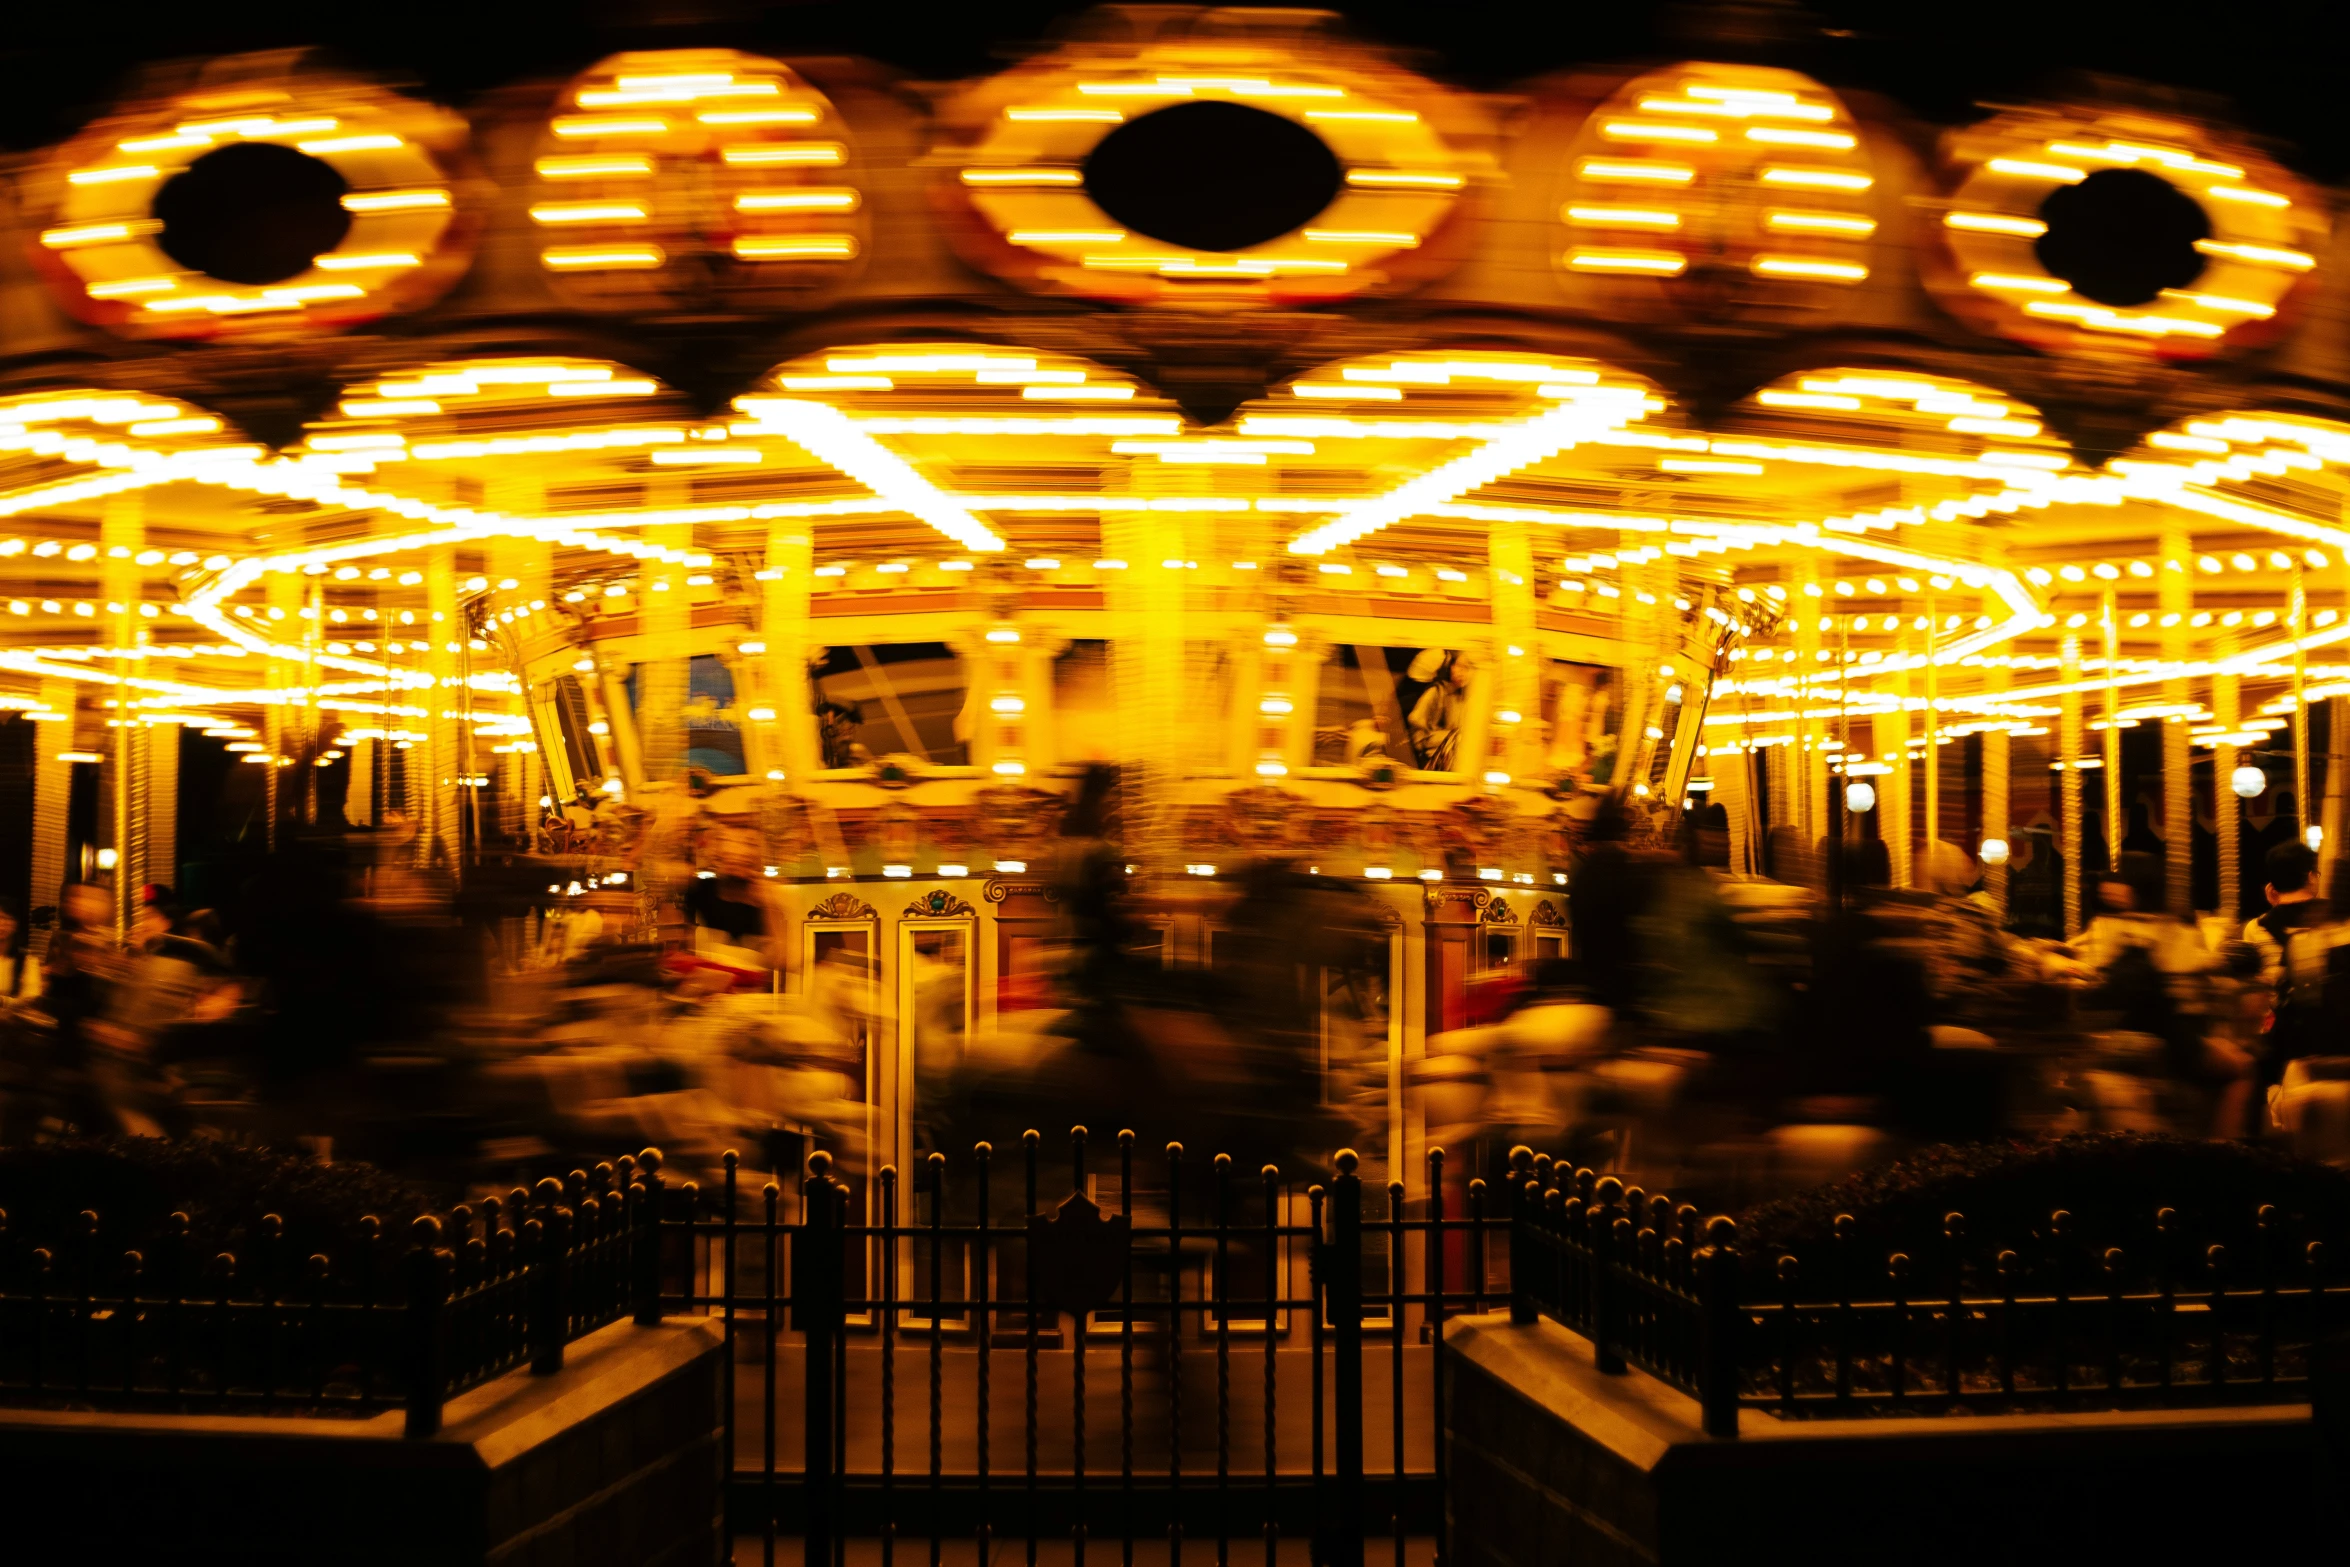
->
3, 8, 2349, 1140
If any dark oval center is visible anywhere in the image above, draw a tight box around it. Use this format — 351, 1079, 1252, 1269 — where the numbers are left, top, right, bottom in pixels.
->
154, 141, 354, 287
2033, 166, 2210, 309
1082, 101, 1344, 255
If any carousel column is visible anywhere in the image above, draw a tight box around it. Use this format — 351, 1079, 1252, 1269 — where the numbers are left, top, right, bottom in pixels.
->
2061, 630, 2085, 935
1793, 561, 1823, 856
2161, 530, 2193, 917
488, 493, 550, 839
2101, 587, 2121, 876
2332, 549, 2350, 890
102, 493, 144, 932
2293, 564, 2312, 851
1924, 589, 1941, 861
144, 720, 177, 898
762, 522, 816, 782
30, 681, 74, 912
637, 517, 690, 789
2215, 640, 2242, 922
1982, 657, 2011, 916
346, 738, 374, 827
1107, 466, 1190, 875
1885, 647, 1914, 888
1716, 741, 1754, 875
266, 568, 304, 852
1490, 520, 1539, 784
421, 550, 462, 874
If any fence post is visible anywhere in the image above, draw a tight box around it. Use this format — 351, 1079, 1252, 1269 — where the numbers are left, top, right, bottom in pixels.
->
1507, 1147, 1535, 1326
1328, 1149, 1366, 1567
1697, 1217, 1740, 1439
1590, 1178, 1625, 1375
800, 1151, 845, 1567
532, 1186, 572, 1376
404, 1216, 449, 1439
633, 1147, 664, 1325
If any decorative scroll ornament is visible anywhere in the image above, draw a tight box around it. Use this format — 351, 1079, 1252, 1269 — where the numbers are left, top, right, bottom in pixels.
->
530, 49, 864, 310
31, 59, 477, 339
807, 892, 878, 921
984, 879, 1062, 905
1529, 898, 1565, 928
903, 889, 977, 918
1481, 894, 1519, 926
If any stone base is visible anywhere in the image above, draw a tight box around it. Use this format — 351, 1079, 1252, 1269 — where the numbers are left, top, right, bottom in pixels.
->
0, 1317, 724, 1566
1444, 1311, 2326, 1567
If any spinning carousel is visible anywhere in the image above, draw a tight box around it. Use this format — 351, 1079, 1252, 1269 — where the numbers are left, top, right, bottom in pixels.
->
1, 8, 2348, 1167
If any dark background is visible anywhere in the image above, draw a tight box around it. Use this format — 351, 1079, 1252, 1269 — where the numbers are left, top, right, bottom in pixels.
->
1, 3, 2340, 174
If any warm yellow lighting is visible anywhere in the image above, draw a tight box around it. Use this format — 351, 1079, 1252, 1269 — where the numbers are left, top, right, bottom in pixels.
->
1986, 159, 2085, 182
1302, 230, 1420, 246
68, 165, 161, 185
698, 108, 821, 126
732, 235, 859, 259
1344, 169, 1465, 188
299, 135, 403, 154
1945, 211, 2048, 236
2194, 240, 2314, 270
1294, 384, 1403, 401
2161, 291, 2275, 318
530, 202, 649, 224
1600, 121, 1718, 143
1566, 250, 1686, 274
85, 277, 177, 298
1660, 458, 1764, 475
1765, 210, 1876, 235
313, 252, 422, 271
1757, 389, 1861, 410
735, 189, 859, 211
1577, 160, 1694, 184
1759, 167, 1872, 190
536, 155, 655, 178
1745, 127, 1857, 149
2205, 185, 2290, 208
1753, 256, 1868, 280
1007, 229, 1124, 245
541, 245, 666, 270
723, 142, 846, 167
552, 116, 672, 137
340, 189, 449, 212
648, 448, 762, 465
41, 223, 145, 248
1565, 205, 1682, 228
959, 167, 1081, 185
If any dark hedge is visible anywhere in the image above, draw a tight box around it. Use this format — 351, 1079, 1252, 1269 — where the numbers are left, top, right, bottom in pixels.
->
1732, 1133, 2350, 1289
0, 1137, 426, 1274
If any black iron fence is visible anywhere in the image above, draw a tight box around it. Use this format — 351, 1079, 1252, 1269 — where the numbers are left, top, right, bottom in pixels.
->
663, 1131, 1499, 1567
4, 1131, 2337, 1559
1507, 1149, 2341, 1436
0, 1151, 664, 1435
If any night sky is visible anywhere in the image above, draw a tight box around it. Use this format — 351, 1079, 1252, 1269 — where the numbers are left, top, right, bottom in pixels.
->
2, 2, 2342, 176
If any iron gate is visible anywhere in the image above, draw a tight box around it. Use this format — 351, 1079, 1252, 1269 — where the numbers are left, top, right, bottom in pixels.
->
665, 1130, 1505, 1567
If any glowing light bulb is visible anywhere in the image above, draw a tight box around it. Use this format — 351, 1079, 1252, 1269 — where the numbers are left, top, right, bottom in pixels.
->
2232, 764, 2265, 800
1844, 781, 1876, 814
1980, 838, 2010, 867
